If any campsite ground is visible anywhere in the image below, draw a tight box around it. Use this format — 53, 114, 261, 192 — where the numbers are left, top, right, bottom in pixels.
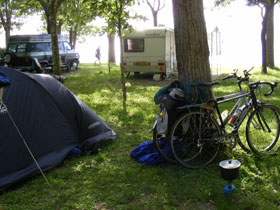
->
1, 64, 280, 209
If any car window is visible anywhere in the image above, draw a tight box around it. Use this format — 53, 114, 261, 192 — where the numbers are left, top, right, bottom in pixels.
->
64, 42, 72, 51
30, 43, 51, 52
8, 44, 17, 53
17, 44, 27, 53
58, 42, 64, 51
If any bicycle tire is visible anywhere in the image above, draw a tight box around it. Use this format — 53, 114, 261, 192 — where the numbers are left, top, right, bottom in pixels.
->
246, 104, 280, 155
235, 114, 252, 153
153, 127, 177, 163
169, 111, 222, 168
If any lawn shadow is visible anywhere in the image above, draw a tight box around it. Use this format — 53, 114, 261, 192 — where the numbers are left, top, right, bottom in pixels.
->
271, 66, 280, 71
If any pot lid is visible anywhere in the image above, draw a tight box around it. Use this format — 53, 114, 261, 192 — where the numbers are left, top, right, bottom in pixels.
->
219, 159, 241, 169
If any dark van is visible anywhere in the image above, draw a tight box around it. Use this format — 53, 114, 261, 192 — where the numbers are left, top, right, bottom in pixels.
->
5, 34, 80, 72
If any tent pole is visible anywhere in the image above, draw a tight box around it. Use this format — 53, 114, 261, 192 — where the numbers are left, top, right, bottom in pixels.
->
1, 100, 51, 187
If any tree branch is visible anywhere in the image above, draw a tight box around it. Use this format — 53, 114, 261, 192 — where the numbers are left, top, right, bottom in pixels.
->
146, 0, 154, 11
158, 0, 165, 11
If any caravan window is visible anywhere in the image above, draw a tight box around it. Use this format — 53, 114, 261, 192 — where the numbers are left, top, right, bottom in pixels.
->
124, 39, 144, 52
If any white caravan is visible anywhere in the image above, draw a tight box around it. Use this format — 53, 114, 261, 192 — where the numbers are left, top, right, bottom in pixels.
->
121, 28, 176, 78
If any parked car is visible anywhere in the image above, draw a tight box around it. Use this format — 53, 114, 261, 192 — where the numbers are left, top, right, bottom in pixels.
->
4, 34, 80, 73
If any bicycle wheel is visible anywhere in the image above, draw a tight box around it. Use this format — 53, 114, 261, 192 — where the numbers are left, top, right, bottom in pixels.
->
153, 127, 176, 163
246, 104, 280, 155
235, 114, 252, 153
169, 111, 222, 168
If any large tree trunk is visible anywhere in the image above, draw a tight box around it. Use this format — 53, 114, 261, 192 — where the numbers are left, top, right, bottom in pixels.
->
108, 33, 116, 63
172, 0, 211, 83
266, 2, 274, 68
38, 0, 66, 78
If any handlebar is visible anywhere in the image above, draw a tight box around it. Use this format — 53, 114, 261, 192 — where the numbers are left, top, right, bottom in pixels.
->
222, 69, 238, 80
249, 81, 278, 96
222, 67, 254, 81
243, 66, 254, 78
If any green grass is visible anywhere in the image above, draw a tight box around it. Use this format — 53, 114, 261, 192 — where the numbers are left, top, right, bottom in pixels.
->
1, 64, 280, 209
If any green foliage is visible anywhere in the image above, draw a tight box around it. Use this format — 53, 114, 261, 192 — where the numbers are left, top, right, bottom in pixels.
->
1, 65, 280, 209
215, 0, 279, 7
0, 0, 40, 45
58, 0, 98, 39
246, 0, 279, 6
214, 0, 235, 7
92, 0, 139, 35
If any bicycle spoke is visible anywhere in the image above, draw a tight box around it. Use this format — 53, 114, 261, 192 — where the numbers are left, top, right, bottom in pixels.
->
169, 112, 221, 168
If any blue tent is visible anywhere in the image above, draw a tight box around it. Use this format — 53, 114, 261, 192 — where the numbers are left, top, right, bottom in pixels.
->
0, 67, 116, 190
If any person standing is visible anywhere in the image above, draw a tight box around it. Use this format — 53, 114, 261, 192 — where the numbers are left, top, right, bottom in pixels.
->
95, 46, 101, 65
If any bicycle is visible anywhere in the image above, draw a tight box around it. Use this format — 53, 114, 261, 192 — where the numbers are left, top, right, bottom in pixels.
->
168, 71, 279, 168
153, 68, 252, 163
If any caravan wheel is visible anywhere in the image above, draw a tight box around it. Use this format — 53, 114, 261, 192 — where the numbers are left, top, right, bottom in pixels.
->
160, 73, 166, 80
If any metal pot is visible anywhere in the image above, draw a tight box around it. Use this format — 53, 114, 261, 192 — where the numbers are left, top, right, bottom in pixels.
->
219, 159, 241, 181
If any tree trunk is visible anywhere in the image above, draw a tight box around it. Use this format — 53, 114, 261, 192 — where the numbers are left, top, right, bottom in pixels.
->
38, 0, 66, 78
1, 12, 11, 48
147, 0, 165, 27
117, 1, 127, 112
4, 23, 10, 48
49, 15, 61, 76
73, 24, 78, 49
45, 12, 51, 34
266, 2, 274, 68
261, 7, 268, 74
172, 0, 211, 83
152, 11, 158, 26
108, 33, 116, 63
69, 28, 73, 47
119, 32, 127, 112
57, 20, 63, 34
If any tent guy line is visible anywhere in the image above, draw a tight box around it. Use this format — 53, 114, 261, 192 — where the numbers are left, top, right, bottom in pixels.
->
1, 99, 51, 187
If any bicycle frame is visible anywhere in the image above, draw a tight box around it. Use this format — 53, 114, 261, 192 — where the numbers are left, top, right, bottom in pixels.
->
178, 90, 250, 134
215, 91, 250, 130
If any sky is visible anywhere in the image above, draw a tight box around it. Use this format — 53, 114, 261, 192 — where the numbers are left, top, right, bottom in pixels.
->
2, 0, 279, 68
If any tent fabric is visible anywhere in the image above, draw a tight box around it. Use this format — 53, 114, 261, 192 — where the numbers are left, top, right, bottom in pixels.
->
0, 67, 116, 190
